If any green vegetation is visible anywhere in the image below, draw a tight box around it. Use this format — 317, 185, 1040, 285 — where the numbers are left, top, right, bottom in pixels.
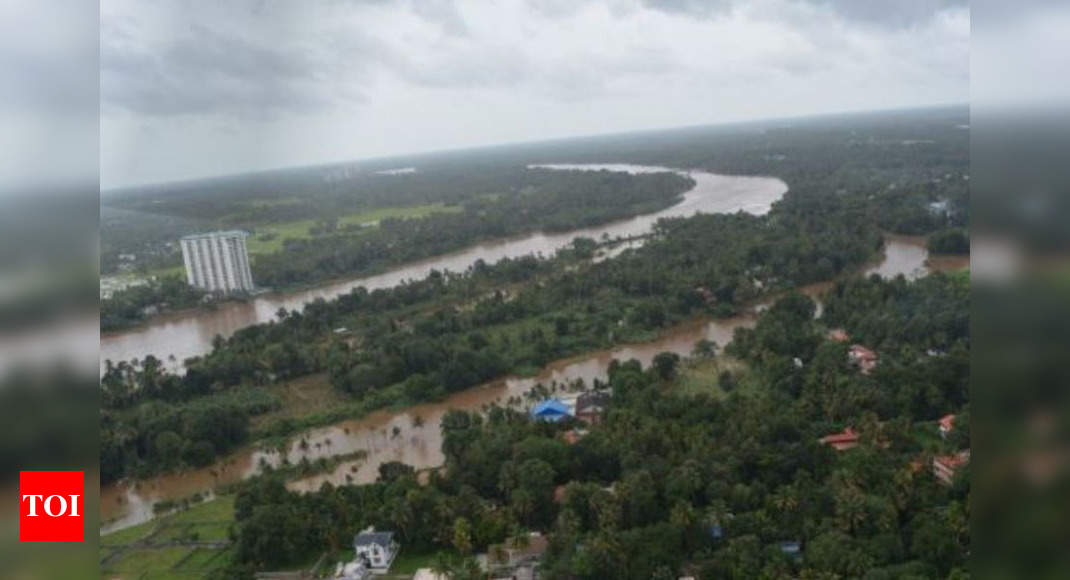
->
244, 202, 461, 254
927, 227, 970, 255
100, 168, 694, 330
100, 496, 236, 580
100, 274, 208, 332
199, 272, 968, 579
247, 169, 692, 288
672, 357, 751, 399
99, 375, 279, 482
102, 108, 968, 486
101, 108, 970, 579
389, 546, 441, 575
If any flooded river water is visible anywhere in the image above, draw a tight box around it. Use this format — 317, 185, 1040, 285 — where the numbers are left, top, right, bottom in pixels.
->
100, 165, 786, 372
99, 166, 966, 533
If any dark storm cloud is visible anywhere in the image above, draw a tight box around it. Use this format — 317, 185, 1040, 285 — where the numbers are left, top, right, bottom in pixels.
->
102, 0, 969, 188
102, 20, 367, 117
101, 0, 967, 120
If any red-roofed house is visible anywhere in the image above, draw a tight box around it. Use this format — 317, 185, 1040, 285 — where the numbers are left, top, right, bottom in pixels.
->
938, 414, 956, 438
932, 450, 970, 485
848, 344, 879, 374
820, 427, 860, 451
829, 328, 850, 343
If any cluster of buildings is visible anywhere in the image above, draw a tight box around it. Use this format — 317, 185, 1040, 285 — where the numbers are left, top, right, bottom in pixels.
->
819, 413, 969, 486
180, 230, 256, 294
335, 528, 552, 580
100, 274, 151, 299
530, 390, 611, 425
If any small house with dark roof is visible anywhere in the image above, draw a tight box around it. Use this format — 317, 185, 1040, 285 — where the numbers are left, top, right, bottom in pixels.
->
353, 528, 399, 572
531, 398, 571, 423
575, 391, 611, 424
483, 532, 549, 573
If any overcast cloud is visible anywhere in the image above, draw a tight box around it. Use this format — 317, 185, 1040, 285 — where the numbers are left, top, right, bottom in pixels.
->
101, 0, 970, 189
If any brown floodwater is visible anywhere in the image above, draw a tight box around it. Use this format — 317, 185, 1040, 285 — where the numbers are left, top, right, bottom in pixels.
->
99, 166, 968, 533
100, 165, 787, 373
99, 232, 966, 533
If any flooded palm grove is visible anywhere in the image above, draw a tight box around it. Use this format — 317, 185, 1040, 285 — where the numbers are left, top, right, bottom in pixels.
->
100, 165, 966, 533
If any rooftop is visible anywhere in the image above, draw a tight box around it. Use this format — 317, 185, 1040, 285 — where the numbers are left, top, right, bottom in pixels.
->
181, 230, 250, 241
939, 414, 956, 432
849, 344, 878, 360
828, 328, 850, 343
576, 391, 610, 414
820, 427, 860, 446
354, 531, 395, 547
934, 450, 971, 470
532, 398, 571, 419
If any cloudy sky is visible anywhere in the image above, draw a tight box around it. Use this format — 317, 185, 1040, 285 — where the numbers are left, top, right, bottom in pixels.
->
101, 0, 970, 189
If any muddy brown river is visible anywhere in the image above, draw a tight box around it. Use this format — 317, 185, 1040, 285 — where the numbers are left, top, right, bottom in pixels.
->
99, 166, 966, 533
100, 165, 786, 373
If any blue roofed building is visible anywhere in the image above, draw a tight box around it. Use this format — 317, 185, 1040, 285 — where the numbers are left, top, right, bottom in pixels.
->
531, 398, 571, 422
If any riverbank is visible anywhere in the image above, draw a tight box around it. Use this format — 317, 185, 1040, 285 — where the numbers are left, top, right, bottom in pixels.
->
101, 231, 959, 533
100, 167, 786, 373
100, 171, 691, 340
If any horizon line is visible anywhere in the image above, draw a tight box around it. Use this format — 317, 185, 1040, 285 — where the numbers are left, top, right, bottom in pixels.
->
101, 102, 967, 194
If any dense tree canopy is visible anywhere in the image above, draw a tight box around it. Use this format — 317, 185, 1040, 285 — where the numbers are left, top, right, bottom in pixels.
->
213, 272, 969, 579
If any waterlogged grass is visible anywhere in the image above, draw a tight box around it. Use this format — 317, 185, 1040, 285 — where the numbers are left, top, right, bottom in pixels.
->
246, 203, 462, 254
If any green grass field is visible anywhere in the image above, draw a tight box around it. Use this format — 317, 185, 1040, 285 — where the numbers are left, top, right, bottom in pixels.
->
673, 357, 751, 399
389, 546, 441, 575
100, 496, 236, 579
246, 202, 462, 254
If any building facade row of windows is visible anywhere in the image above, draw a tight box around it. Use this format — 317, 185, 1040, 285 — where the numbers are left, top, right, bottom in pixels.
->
181, 232, 255, 293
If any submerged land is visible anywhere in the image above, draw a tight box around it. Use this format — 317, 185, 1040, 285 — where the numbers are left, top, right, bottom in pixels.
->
99, 106, 970, 579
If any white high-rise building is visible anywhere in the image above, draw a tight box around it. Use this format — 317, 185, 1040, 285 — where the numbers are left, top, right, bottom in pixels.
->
180, 230, 255, 293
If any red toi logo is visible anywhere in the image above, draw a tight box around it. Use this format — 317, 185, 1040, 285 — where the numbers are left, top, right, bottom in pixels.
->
19, 471, 84, 542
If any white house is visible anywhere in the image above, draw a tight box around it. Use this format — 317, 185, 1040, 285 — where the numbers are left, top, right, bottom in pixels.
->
353, 528, 399, 573
334, 559, 370, 580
